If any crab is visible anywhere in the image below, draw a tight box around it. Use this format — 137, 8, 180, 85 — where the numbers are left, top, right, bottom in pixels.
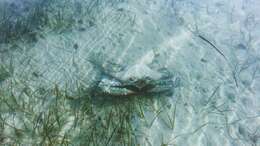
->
88, 59, 179, 98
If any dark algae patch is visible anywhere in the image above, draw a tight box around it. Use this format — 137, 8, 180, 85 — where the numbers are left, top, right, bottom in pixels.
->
0, 66, 10, 83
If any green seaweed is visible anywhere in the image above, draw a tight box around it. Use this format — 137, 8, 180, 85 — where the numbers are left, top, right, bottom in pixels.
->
0, 66, 10, 83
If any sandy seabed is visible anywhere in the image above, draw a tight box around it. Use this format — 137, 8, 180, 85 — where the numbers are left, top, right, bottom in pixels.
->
0, 0, 260, 146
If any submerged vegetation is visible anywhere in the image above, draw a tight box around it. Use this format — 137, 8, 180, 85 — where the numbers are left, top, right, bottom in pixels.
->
0, 0, 101, 44
0, 65, 11, 83
0, 78, 177, 145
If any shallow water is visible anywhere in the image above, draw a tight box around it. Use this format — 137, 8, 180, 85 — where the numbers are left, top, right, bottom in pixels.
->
0, 0, 260, 145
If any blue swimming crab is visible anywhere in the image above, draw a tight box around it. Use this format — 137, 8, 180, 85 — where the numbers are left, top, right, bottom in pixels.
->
89, 60, 179, 97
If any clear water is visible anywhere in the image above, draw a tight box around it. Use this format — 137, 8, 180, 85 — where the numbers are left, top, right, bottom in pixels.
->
0, 0, 260, 145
